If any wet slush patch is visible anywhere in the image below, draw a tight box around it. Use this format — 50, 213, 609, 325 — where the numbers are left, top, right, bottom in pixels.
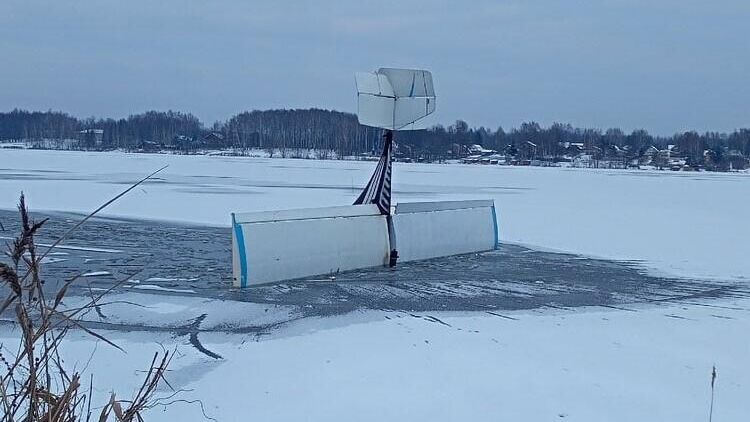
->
1, 208, 746, 320
3, 208, 748, 358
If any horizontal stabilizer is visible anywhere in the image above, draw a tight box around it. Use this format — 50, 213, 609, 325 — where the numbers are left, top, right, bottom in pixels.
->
356, 68, 436, 130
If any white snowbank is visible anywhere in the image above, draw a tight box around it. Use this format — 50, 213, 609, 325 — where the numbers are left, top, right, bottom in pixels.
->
3, 298, 745, 421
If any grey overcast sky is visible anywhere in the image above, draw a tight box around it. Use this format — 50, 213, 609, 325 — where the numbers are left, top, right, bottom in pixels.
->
1, 1, 748, 134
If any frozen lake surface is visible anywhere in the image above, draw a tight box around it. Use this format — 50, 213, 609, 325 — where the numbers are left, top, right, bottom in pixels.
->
1, 150, 748, 421
1, 149, 748, 281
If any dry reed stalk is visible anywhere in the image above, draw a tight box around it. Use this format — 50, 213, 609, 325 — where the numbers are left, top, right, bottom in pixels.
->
0, 166, 198, 422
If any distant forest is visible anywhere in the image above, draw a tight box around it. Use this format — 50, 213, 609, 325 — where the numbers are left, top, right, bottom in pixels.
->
1, 108, 749, 170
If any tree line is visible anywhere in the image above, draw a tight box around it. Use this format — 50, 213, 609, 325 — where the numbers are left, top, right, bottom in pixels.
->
1, 108, 748, 169
0, 109, 203, 149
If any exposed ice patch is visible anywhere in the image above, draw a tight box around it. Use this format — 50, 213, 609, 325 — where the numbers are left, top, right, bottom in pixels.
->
145, 277, 199, 282
49, 244, 124, 254
0, 237, 122, 254
81, 271, 111, 277
132, 284, 196, 294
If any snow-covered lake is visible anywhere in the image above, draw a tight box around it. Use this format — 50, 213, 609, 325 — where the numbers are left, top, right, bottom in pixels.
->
1, 149, 747, 280
1, 149, 748, 421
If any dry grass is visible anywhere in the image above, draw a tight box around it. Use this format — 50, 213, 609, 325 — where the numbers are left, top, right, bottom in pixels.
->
0, 167, 184, 421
